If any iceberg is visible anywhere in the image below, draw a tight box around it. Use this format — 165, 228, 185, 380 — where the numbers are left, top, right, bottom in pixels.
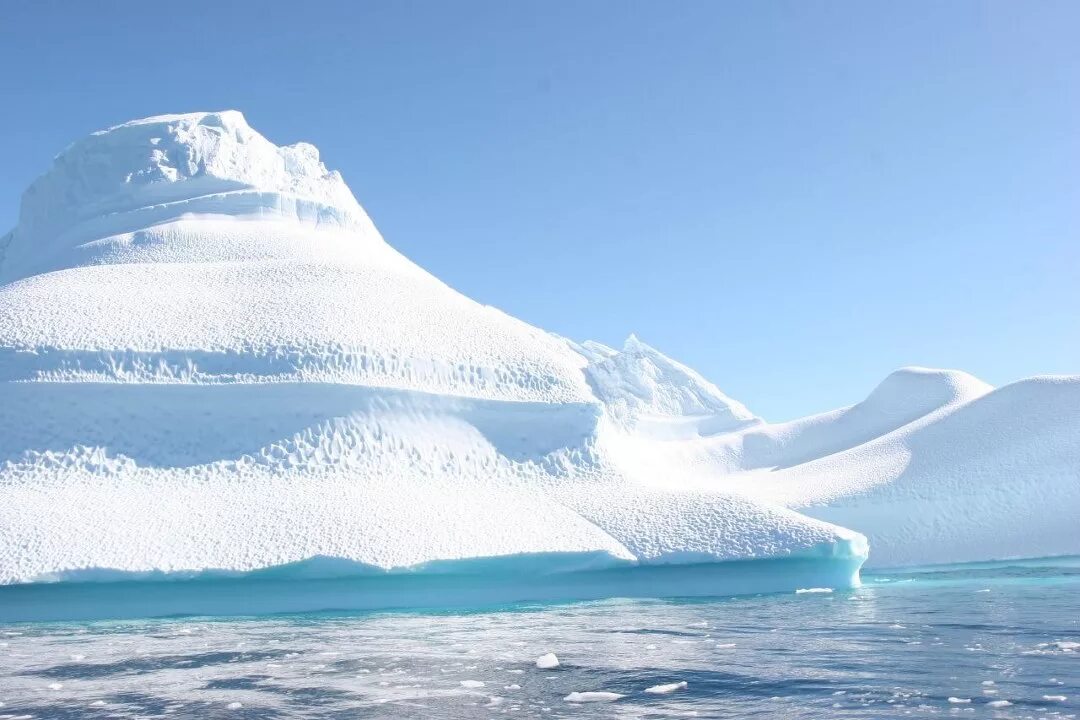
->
0, 111, 865, 621
1, 111, 1075, 620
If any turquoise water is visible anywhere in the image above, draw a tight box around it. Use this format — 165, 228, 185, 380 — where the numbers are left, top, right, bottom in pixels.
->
0, 558, 1077, 719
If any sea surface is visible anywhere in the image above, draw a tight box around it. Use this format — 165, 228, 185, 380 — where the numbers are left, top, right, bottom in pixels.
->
1, 558, 1077, 719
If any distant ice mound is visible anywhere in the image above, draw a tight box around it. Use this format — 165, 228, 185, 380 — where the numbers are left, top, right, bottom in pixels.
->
0, 112, 867, 619
859, 366, 992, 421
614, 363, 1079, 568
777, 374, 1080, 567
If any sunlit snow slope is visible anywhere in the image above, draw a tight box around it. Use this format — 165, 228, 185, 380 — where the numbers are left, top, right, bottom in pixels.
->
599, 359, 1080, 568
0, 112, 864, 609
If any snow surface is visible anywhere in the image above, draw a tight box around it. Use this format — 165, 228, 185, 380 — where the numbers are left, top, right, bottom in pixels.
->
0, 111, 862, 594
0, 110, 1076, 607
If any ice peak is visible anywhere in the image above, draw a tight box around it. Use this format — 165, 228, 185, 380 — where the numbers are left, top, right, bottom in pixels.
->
585, 335, 758, 428
2, 110, 374, 281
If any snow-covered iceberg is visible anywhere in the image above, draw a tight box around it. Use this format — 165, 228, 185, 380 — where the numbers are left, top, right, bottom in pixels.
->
0, 112, 866, 620
0, 111, 1074, 620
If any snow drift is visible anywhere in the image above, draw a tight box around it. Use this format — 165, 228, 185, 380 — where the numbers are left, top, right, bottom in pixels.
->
0, 111, 1075, 619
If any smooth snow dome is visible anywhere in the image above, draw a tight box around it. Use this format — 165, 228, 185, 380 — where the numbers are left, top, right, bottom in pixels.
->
0, 110, 1076, 594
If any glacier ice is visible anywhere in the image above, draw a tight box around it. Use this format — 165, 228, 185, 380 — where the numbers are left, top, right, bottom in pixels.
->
0, 110, 1076, 620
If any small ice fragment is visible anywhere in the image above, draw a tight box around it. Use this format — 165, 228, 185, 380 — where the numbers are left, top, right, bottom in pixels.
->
504, 684, 521, 690
227, 702, 243, 710
987, 700, 1012, 707
947, 697, 970, 704
981, 681, 995, 686
460, 680, 485, 688
70, 654, 86, 661
535, 653, 560, 669
1043, 695, 1067, 702
565, 691, 624, 703
795, 587, 833, 594
48, 682, 63, 690
645, 681, 687, 695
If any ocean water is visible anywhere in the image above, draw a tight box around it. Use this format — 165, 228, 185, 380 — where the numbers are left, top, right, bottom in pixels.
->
0, 558, 1077, 719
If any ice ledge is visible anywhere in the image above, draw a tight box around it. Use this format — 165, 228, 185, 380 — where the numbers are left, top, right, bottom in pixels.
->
0, 551, 866, 622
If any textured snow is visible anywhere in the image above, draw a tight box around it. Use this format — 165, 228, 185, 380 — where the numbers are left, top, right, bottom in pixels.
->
0, 111, 862, 589
0, 110, 1074, 597
595, 361, 1079, 567
3, 111, 371, 282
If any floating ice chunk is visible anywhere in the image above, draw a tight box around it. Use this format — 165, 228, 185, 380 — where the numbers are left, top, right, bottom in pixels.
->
645, 681, 688, 695
48, 682, 63, 690
987, 700, 1012, 707
535, 653, 560, 669
947, 697, 970, 704
981, 681, 994, 686
460, 680, 485, 688
226, 702, 243, 710
565, 691, 625, 703
1043, 695, 1067, 702
796, 587, 833, 594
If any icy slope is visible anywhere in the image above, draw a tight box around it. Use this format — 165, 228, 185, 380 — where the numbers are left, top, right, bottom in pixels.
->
0, 111, 865, 604
596, 360, 1079, 568
0, 112, 593, 400
771, 374, 1080, 567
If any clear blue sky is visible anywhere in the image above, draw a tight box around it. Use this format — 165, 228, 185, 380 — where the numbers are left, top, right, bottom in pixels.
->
2, 1, 1077, 420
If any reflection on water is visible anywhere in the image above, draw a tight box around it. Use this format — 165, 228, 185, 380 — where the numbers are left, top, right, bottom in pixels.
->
0, 560, 1077, 719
